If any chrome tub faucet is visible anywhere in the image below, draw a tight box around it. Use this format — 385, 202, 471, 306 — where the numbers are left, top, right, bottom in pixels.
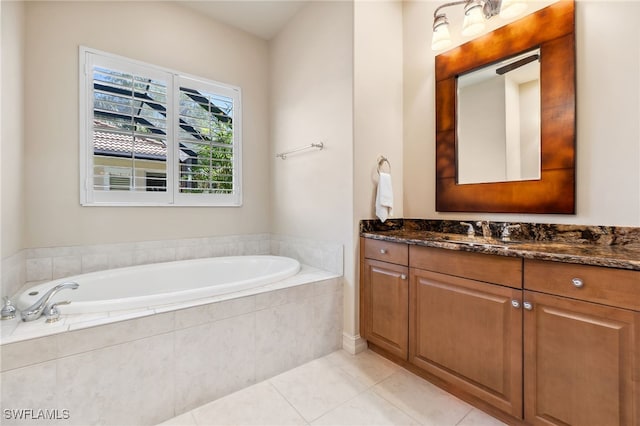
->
21, 282, 79, 322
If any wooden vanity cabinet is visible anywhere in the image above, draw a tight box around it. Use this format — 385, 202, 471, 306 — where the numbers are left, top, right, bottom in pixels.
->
360, 237, 640, 424
523, 260, 640, 426
360, 238, 409, 359
409, 246, 524, 418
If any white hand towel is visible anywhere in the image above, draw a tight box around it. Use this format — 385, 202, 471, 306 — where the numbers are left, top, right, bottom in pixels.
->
376, 172, 394, 222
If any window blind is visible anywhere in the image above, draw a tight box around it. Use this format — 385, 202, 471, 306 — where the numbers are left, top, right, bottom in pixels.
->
92, 66, 169, 193
177, 85, 235, 194
80, 47, 242, 206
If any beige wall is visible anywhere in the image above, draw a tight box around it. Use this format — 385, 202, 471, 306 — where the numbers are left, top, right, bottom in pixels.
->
5, 0, 640, 343
22, 1, 271, 248
269, 1, 355, 335
403, 0, 640, 226
353, 0, 404, 337
1, 1, 26, 258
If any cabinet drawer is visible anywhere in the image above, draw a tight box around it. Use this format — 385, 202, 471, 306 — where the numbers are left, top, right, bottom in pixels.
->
363, 239, 408, 266
524, 259, 640, 311
410, 245, 522, 288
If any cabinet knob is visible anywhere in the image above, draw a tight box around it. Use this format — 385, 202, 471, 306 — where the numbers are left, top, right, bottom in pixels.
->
380, 249, 387, 254
400, 274, 407, 280
523, 302, 533, 311
571, 277, 584, 288
511, 300, 520, 309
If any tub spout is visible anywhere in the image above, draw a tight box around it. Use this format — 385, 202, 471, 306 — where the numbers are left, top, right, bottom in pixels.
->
21, 282, 79, 322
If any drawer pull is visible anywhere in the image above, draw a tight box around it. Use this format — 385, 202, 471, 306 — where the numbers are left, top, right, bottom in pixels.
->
380, 249, 387, 254
400, 274, 407, 280
572, 278, 584, 288
523, 302, 533, 311
511, 300, 520, 309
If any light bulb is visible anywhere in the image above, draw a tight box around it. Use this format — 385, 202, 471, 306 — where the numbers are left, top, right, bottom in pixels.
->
500, 0, 527, 19
432, 14, 452, 51
462, 0, 486, 37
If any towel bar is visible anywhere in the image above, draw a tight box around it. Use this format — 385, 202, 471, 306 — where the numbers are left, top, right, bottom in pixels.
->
276, 142, 324, 160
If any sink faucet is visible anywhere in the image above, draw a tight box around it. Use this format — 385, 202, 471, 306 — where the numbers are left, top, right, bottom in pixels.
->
476, 221, 492, 239
21, 282, 79, 322
459, 222, 475, 237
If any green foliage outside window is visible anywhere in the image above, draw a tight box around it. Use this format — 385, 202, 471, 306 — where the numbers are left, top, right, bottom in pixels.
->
181, 120, 234, 194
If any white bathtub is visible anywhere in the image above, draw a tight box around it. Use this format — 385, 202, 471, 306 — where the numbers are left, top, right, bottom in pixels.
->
16, 255, 300, 315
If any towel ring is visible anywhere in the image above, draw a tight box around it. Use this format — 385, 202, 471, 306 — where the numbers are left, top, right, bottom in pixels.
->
377, 156, 391, 174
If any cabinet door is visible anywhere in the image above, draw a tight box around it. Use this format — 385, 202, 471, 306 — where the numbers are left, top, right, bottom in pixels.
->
362, 258, 409, 359
410, 268, 523, 417
524, 291, 639, 426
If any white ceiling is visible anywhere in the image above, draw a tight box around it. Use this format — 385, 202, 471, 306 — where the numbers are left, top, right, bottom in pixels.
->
179, 1, 308, 40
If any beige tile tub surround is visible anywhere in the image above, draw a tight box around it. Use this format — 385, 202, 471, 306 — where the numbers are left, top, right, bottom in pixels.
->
1, 251, 25, 303
1, 233, 344, 301
0, 233, 343, 424
0, 277, 343, 425
20, 234, 273, 288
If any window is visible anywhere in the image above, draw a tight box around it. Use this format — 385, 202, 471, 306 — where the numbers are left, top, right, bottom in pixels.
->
79, 47, 242, 206
145, 172, 167, 192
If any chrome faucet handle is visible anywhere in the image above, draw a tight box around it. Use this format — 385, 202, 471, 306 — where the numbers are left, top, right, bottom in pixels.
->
501, 223, 521, 241
1, 297, 17, 320
476, 221, 492, 239
45, 301, 70, 323
459, 222, 475, 237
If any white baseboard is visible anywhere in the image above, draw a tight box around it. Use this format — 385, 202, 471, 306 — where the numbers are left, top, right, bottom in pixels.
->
342, 332, 367, 354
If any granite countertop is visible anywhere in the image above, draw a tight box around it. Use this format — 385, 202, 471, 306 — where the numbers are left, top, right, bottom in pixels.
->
360, 219, 640, 271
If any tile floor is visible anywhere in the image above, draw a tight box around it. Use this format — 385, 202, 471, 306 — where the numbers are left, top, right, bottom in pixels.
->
159, 349, 507, 426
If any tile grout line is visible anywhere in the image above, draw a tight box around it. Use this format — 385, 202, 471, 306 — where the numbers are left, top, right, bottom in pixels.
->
454, 407, 476, 426
366, 369, 426, 426
265, 354, 375, 425
303, 354, 403, 424
185, 411, 198, 426
454, 407, 475, 426
305, 388, 370, 425
265, 380, 311, 425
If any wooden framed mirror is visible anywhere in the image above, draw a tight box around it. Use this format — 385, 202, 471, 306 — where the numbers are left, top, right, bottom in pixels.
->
435, 0, 575, 214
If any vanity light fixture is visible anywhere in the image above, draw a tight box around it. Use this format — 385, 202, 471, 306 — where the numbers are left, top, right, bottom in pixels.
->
499, 0, 528, 19
432, 0, 528, 51
461, 0, 486, 36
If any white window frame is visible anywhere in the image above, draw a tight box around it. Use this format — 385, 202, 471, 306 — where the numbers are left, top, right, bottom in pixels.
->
79, 46, 242, 207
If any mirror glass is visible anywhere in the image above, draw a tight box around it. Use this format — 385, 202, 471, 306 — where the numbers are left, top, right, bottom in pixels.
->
456, 48, 541, 184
